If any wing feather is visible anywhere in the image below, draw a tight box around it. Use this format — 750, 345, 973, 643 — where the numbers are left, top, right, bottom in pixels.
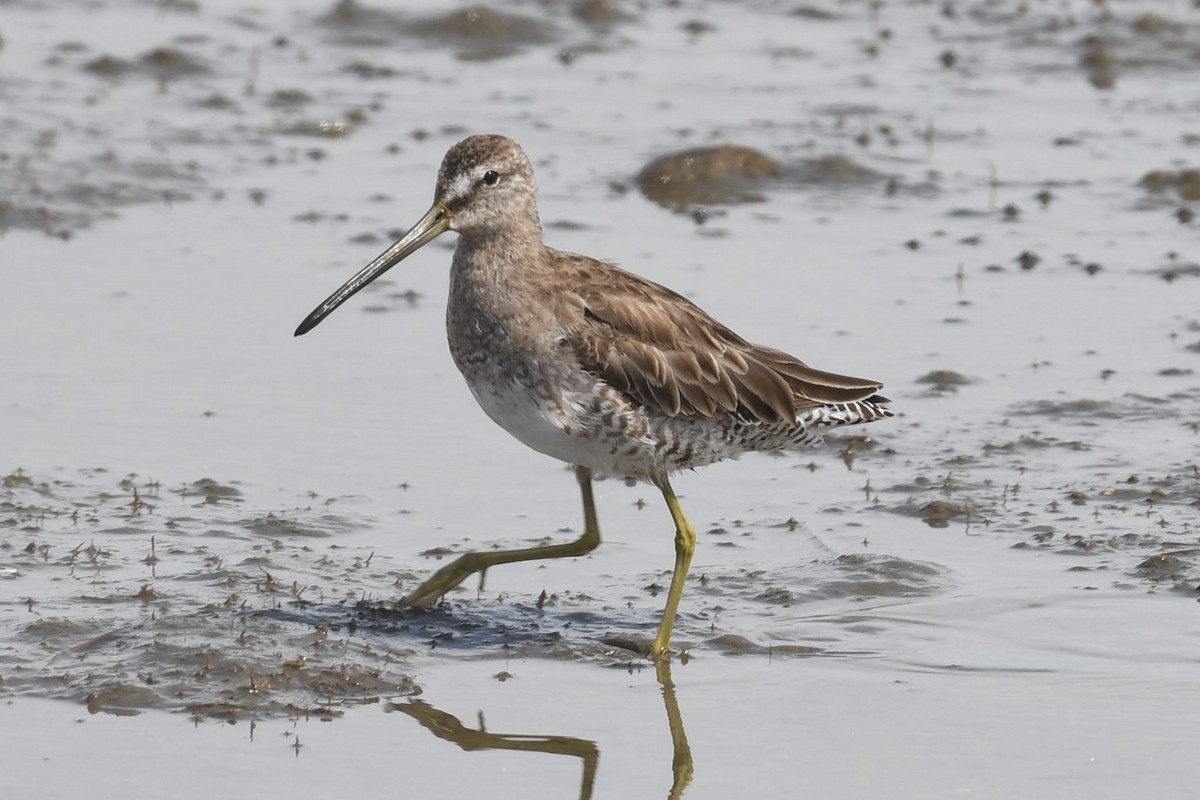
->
557, 257, 887, 424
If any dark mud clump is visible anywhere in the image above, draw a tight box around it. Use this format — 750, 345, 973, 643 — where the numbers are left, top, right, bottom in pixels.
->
1150, 256, 1200, 282
316, 0, 557, 59
82, 47, 209, 83
572, 0, 632, 30
791, 154, 883, 188
637, 146, 887, 210
1079, 36, 1117, 90
1138, 169, 1200, 202
916, 370, 973, 394
408, 5, 557, 61
137, 46, 209, 81
919, 499, 971, 528
188, 477, 243, 503
637, 146, 783, 209
83, 54, 131, 78
315, 0, 408, 46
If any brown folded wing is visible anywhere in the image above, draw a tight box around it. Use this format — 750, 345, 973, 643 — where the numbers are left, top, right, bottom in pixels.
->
562, 263, 886, 425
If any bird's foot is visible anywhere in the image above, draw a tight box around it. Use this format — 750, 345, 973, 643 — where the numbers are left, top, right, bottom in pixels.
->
401, 551, 489, 607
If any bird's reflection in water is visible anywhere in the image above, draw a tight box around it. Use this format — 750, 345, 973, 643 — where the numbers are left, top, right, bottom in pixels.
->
656, 659, 694, 800
385, 659, 694, 800
386, 700, 598, 799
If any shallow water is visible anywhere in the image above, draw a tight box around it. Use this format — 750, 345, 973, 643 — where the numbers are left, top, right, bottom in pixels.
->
3, 0, 1200, 797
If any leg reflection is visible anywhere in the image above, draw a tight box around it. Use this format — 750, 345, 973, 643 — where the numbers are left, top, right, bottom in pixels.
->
387, 662, 693, 800
656, 659, 694, 800
387, 699, 599, 800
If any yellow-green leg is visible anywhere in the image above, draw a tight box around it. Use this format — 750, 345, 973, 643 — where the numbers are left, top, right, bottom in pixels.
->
652, 477, 697, 662
402, 465, 602, 607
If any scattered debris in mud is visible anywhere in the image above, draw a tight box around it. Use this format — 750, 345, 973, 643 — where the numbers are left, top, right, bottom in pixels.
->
1, 469, 420, 718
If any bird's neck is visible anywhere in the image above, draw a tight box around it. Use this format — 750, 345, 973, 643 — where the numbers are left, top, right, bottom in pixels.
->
452, 218, 546, 287
447, 221, 550, 355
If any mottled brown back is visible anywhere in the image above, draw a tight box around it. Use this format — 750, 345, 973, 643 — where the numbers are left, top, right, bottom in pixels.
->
556, 257, 888, 425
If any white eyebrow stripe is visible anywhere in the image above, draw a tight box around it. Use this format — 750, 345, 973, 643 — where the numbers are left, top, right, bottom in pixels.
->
447, 172, 475, 202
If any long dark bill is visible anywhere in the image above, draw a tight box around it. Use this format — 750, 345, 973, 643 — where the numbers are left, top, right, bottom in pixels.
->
294, 202, 450, 336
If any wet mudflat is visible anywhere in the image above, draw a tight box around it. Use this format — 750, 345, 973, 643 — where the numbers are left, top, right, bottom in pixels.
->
2, 0, 1199, 797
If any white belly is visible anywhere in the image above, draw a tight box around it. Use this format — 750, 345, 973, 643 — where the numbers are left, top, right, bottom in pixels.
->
465, 376, 654, 478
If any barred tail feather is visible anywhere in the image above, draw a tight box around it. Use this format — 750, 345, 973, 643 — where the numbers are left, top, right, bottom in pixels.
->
804, 398, 893, 429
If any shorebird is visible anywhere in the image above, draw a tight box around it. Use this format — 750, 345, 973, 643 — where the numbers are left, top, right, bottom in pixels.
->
295, 135, 892, 661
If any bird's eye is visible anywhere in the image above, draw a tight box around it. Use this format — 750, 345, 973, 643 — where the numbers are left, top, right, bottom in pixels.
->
482, 169, 500, 187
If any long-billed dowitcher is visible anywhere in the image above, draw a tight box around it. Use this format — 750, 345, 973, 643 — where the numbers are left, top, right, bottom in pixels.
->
295, 135, 892, 660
